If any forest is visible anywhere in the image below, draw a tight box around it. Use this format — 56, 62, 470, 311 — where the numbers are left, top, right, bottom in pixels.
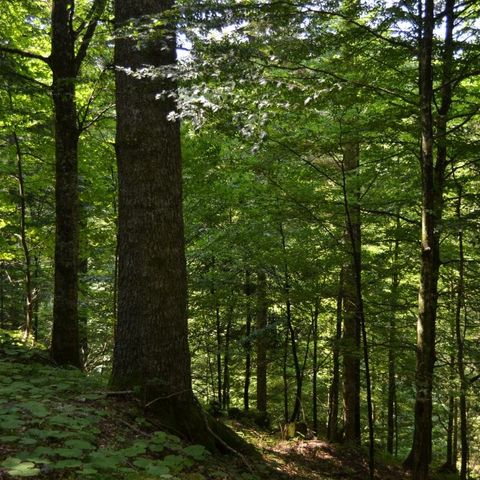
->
0, 0, 479, 479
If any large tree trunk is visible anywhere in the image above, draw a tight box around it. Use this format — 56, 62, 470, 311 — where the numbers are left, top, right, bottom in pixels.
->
256, 269, 268, 414
112, 0, 196, 427
50, 0, 82, 368
110, 0, 246, 453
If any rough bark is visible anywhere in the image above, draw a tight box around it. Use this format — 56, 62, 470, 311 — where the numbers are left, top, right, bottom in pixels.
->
110, 0, 247, 452
50, 0, 82, 367
255, 269, 268, 414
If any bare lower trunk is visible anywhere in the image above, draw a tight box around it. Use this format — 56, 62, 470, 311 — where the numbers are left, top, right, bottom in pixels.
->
341, 142, 361, 447
312, 300, 319, 434
11, 130, 34, 340
215, 302, 222, 406
222, 305, 232, 411
283, 323, 289, 423
50, 0, 81, 367
387, 219, 400, 455
244, 270, 253, 411
328, 269, 343, 442
0, 264, 4, 329
455, 187, 468, 480
256, 269, 268, 414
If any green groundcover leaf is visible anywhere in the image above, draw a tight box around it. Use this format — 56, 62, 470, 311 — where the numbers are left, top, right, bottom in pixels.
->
2, 459, 40, 477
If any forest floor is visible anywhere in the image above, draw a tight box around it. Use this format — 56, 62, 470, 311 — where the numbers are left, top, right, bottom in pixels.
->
0, 331, 453, 480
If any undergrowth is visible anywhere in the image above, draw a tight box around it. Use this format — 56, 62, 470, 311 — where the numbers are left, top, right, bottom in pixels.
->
0, 331, 254, 480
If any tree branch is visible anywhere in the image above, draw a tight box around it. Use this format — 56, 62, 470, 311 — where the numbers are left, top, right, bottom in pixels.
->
74, 0, 107, 74
0, 46, 50, 65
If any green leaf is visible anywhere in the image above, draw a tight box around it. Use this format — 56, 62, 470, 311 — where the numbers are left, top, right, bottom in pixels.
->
80, 465, 99, 475
132, 458, 151, 468
0, 435, 20, 442
22, 401, 49, 418
54, 459, 83, 469
1, 457, 22, 468
119, 443, 147, 457
54, 447, 84, 458
182, 445, 209, 460
88, 452, 122, 470
6, 461, 40, 477
146, 464, 171, 476
19, 437, 38, 446
64, 438, 95, 450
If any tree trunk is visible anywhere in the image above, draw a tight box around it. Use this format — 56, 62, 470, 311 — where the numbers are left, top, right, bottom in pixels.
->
33, 256, 40, 342
283, 321, 289, 423
110, 0, 247, 452
312, 299, 319, 435
341, 141, 374, 478
455, 186, 468, 480
11, 129, 34, 340
255, 269, 268, 414
222, 304, 232, 411
328, 269, 343, 442
50, 0, 81, 367
341, 142, 361, 447
215, 301, 222, 406
387, 217, 400, 455
210, 269, 222, 407
287, 289, 302, 423
406, 2, 454, 478
278, 223, 302, 423
442, 362, 456, 472
0, 263, 4, 329
244, 270, 253, 411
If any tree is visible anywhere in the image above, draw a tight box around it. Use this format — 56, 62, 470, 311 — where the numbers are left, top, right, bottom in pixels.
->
406, 1, 455, 478
0, 0, 106, 365
110, 0, 246, 451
